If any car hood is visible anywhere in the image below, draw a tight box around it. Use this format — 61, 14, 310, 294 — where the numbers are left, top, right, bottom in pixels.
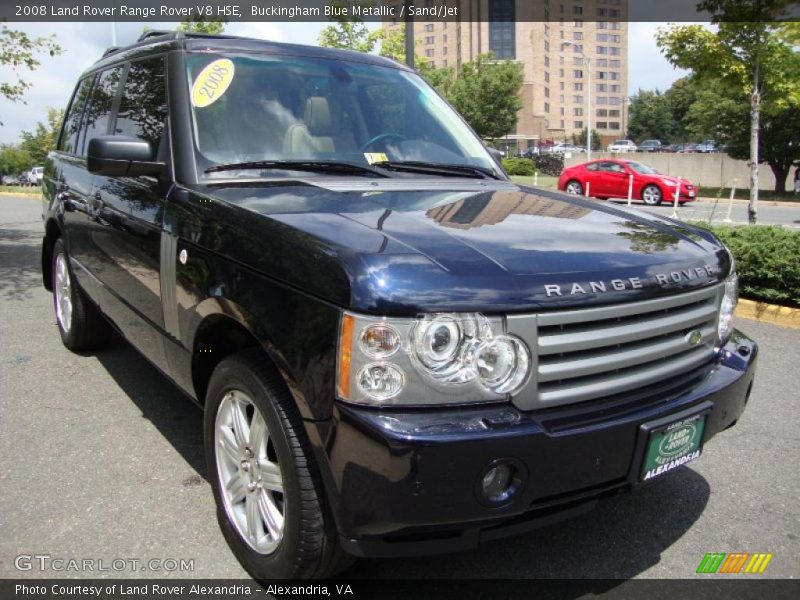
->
199, 179, 730, 314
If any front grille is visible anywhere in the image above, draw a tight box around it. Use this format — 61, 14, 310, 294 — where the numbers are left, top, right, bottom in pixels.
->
508, 285, 722, 410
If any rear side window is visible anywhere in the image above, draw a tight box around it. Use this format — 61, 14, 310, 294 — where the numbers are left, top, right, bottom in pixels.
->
58, 78, 92, 154
82, 66, 124, 153
114, 57, 168, 150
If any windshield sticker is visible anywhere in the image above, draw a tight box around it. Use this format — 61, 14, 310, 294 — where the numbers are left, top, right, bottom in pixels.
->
364, 153, 388, 164
191, 59, 235, 108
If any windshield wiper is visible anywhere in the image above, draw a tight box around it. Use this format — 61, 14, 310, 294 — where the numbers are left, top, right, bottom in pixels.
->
371, 160, 501, 180
204, 160, 389, 178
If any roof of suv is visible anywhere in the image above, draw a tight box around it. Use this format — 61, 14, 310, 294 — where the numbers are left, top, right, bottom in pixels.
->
85, 30, 408, 77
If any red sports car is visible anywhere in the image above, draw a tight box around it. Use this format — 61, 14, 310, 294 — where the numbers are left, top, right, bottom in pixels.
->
557, 159, 697, 205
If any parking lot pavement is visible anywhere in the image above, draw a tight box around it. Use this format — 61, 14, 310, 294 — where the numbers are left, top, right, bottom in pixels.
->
1, 194, 798, 580
609, 197, 800, 228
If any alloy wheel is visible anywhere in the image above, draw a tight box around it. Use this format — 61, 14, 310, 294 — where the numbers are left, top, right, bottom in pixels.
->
54, 253, 73, 333
214, 390, 285, 555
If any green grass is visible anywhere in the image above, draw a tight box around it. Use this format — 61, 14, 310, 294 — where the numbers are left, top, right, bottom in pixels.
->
510, 175, 559, 189
0, 185, 42, 196
695, 187, 797, 203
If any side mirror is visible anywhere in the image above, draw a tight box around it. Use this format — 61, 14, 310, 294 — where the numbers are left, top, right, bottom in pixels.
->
87, 136, 165, 177
488, 147, 504, 163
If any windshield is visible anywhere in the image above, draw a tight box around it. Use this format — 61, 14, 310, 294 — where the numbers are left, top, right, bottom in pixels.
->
185, 53, 496, 179
627, 161, 658, 174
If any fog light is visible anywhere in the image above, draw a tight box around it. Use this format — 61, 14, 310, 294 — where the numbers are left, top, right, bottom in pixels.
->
479, 461, 522, 504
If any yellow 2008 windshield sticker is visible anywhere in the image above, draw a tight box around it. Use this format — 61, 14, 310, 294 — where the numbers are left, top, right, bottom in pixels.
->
191, 59, 235, 108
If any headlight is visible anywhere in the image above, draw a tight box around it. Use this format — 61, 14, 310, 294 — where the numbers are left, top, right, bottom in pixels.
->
718, 272, 738, 344
337, 312, 532, 406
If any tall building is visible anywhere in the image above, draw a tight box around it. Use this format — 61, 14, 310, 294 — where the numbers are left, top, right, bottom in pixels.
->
383, 0, 629, 152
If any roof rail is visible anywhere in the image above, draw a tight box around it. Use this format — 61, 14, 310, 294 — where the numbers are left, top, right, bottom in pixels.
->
137, 30, 183, 42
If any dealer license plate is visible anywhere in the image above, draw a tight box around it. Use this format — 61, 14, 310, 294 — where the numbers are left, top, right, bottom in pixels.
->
641, 413, 706, 482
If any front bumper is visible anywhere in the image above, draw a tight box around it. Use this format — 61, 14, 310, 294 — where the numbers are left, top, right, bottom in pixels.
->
312, 331, 757, 558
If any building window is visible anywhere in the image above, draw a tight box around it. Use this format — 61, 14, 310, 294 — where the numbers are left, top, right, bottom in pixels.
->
597, 84, 607, 92
610, 59, 621, 67
610, 47, 621, 56
597, 71, 607, 79
425, 24, 434, 32
574, 83, 583, 91
574, 120, 583, 128
609, 122, 621, 130
559, 68, 564, 77
597, 21, 607, 29
443, 34, 447, 43
597, 46, 608, 55
573, 6, 583, 15
545, 87, 550, 98
574, 57, 583, 66
610, 84, 620, 93
574, 19, 583, 27
443, 46, 448, 54
425, 36, 434, 44
573, 69, 583, 78
574, 107, 584, 116
545, 56, 550, 67
545, 102, 550, 113
545, 71, 550, 82
560, 107, 565, 115
425, 49, 434, 58
597, 121, 608, 129
560, 119, 565, 129
572, 44, 583, 53
597, 96, 609, 105
489, 0, 516, 59
596, 109, 608, 117
609, 71, 620, 80
573, 32, 583, 40
597, 58, 608, 67
560, 81, 565, 90
544, 40, 550, 51
609, 96, 622, 105
609, 109, 620, 117
573, 95, 583, 103
442, 59, 447, 67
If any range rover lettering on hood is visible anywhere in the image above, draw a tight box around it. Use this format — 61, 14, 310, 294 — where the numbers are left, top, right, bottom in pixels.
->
544, 265, 717, 297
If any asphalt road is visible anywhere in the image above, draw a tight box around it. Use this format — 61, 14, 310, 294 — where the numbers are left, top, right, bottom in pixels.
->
608, 197, 800, 228
0, 194, 798, 581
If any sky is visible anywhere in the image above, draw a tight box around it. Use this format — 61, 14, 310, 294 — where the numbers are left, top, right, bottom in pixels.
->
0, 21, 688, 145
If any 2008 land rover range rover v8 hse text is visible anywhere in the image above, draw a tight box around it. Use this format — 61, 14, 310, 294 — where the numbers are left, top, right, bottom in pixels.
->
41, 31, 757, 579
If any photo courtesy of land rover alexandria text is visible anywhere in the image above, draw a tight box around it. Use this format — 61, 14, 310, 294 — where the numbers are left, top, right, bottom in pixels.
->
41, 31, 757, 579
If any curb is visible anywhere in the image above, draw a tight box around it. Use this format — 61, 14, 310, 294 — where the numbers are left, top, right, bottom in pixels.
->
736, 299, 800, 329
0, 191, 41, 198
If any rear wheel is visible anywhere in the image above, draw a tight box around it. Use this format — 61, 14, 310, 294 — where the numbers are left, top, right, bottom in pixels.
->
642, 184, 663, 206
565, 180, 583, 195
52, 239, 111, 351
205, 350, 353, 579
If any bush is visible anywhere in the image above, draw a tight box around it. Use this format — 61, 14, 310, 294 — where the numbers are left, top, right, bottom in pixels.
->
501, 157, 535, 176
533, 153, 564, 177
697, 224, 800, 307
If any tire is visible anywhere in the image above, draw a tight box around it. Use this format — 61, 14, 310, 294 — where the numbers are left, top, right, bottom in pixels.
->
52, 239, 111, 351
204, 350, 353, 580
565, 180, 583, 195
642, 184, 663, 206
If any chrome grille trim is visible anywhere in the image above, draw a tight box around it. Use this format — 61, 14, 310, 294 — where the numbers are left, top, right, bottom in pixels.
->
508, 284, 722, 410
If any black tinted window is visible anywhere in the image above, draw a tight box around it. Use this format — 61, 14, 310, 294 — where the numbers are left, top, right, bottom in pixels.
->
83, 67, 123, 152
115, 57, 167, 149
58, 78, 92, 154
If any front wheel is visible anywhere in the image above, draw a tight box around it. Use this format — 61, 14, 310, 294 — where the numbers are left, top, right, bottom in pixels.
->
642, 184, 663, 206
52, 239, 111, 351
565, 180, 583, 195
205, 350, 352, 579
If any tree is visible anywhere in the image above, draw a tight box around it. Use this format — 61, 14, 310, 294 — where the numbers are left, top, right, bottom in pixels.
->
446, 53, 523, 140
656, 1, 800, 223
627, 89, 676, 142
663, 76, 702, 141
19, 107, 63, 165
0, 25, 62, 114
681, 85, 800, 192
176, 17, 226, 35
0, 144, 34, 176
572, 127, 602, 151
317, 1, 382, 52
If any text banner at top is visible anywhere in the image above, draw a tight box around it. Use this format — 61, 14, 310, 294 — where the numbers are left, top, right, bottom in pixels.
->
2, 0, 799, 23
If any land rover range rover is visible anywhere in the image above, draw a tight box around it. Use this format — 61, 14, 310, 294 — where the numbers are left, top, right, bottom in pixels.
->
41, 31, 757, 579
